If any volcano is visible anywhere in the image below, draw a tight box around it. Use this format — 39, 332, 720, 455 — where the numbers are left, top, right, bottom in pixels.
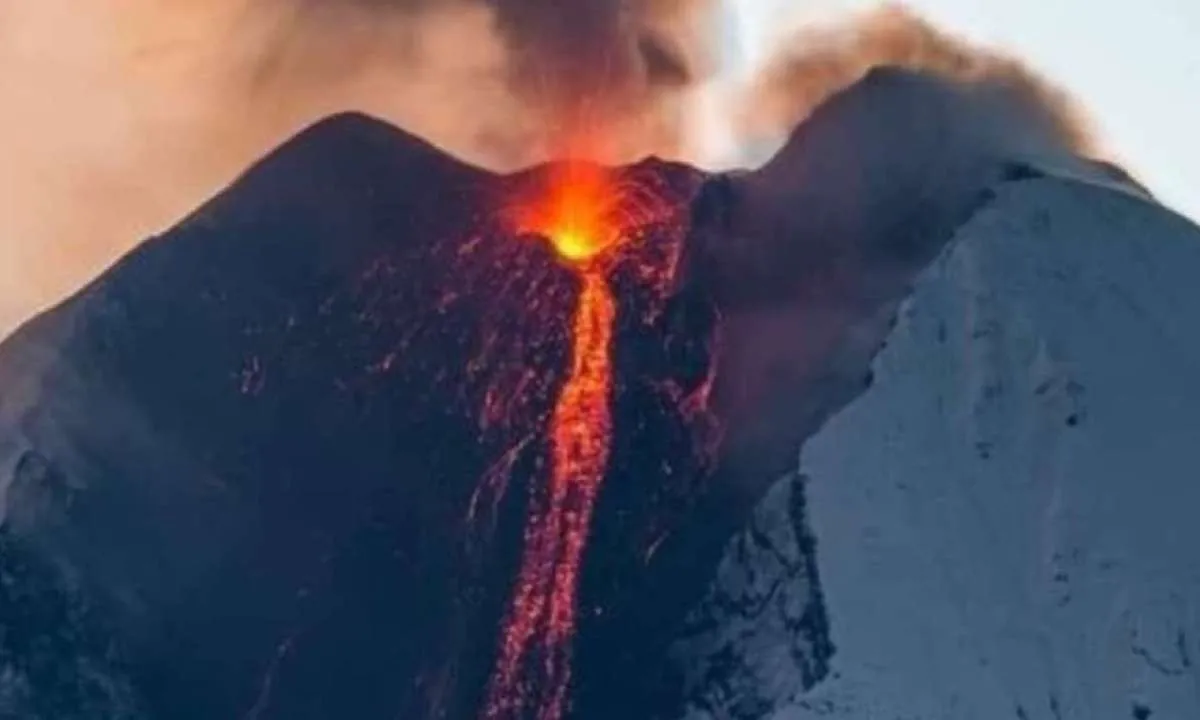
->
0, 111, 726, 720
2, 68, 1199, 720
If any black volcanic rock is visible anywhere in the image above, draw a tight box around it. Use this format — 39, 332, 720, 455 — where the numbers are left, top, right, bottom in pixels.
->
0, 112, 722, 719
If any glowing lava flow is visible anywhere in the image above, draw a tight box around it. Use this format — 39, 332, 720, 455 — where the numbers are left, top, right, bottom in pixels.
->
484, 162, 626, 720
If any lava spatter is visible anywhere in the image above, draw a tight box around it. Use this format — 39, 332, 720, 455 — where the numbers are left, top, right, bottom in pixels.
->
482, 160, 671, 720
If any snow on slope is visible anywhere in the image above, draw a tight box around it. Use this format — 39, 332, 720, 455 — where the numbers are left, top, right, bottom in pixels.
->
681, 176, 1200, 720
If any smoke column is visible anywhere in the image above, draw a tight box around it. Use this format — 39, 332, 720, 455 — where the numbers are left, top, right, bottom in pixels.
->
732, 4, 1098, 163
0, 0, 712, 338
0, 1, 1104, 340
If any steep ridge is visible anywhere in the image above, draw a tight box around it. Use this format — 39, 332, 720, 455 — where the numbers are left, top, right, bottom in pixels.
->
678, 175, 1200, 719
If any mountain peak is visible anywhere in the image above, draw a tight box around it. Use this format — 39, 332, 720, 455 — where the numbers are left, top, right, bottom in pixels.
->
179, 110, 492, 226
260, 111, 472, 172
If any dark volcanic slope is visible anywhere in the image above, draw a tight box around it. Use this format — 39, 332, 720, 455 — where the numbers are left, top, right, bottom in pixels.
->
0, 113, 718, 720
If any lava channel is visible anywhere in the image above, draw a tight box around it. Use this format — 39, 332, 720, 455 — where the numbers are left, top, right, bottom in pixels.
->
483, 161, 637, 720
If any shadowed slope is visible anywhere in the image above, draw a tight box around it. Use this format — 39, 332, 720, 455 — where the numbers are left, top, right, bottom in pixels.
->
0, 112, 715, 719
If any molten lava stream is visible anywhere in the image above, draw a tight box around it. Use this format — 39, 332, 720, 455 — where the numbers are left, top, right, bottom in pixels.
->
485, 162, 625, 720
485, 269, 615, 720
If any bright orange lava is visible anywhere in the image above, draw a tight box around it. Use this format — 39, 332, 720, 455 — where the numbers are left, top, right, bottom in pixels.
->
515, 162, 623, 265
484, 162, 625, 720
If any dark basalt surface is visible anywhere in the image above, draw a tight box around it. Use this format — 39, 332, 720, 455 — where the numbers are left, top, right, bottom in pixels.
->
0, 111, 731, 719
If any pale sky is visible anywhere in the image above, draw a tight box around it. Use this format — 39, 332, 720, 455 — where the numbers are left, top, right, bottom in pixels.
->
725, 0, 1200, 221
1, 2, 1196, 337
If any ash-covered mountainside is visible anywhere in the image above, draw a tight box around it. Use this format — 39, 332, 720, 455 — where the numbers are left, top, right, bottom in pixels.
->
2, 66, 1189, 720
